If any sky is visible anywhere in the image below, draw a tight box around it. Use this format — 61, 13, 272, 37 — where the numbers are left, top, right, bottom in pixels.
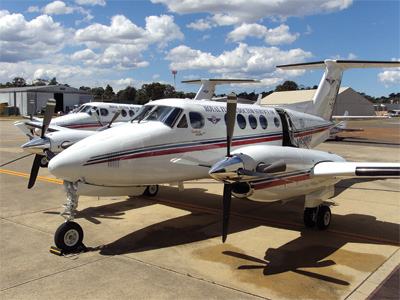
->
0, 0, 399, 97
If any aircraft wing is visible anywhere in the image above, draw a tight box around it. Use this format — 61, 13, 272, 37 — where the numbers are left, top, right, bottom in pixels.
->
311, 162, 400, 178
24, 121, 70, 133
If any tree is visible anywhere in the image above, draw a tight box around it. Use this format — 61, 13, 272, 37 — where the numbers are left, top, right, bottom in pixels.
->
12, 77, 26, 87
33, 78, 48, 86
139, 82, 175, 100
135, 90, 150, 104
275, 80, 298, 92
79, 86, 91, 91
92, 87, 105, 99
116, 86, 137, 102
104, 84, 115, 99
49, 77, 58, 85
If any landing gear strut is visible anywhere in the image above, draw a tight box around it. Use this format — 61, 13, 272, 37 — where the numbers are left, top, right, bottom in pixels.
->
54, 181, 84, 253
303, 205, 331, 230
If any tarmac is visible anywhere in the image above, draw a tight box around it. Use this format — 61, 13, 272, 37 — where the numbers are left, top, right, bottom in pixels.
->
0, 118, 399, 300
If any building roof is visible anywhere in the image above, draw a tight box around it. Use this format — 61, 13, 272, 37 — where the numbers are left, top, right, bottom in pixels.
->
261, 87, 354, 105
0, 85, 92, 95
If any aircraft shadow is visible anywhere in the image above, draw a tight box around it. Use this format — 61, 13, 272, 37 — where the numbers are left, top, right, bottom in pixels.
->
88, 185, 399, 286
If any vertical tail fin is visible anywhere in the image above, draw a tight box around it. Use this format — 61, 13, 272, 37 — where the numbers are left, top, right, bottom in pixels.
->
277, 60, 400, 120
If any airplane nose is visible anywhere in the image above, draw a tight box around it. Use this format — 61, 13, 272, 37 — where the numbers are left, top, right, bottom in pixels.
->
48, 150, 82, 182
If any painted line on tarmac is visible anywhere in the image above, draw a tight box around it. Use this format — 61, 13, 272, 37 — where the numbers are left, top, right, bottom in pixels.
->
2, 168, 399, 246
0, 168, 63, 185
0, 138, 28, 142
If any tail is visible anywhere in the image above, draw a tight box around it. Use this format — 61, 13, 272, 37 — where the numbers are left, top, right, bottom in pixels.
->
182, 79, 260, 100
277, 60, 400, 120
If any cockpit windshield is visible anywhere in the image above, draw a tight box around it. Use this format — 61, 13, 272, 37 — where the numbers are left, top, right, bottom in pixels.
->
130, 105, 182, 127
73, 105, 98, 115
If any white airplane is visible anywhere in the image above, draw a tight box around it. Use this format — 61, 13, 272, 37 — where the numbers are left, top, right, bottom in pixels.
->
25, 102, 142, 132
45, 59, 399, 253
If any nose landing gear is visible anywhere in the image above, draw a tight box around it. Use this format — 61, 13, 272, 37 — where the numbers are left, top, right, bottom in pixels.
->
52, 181, 85, 254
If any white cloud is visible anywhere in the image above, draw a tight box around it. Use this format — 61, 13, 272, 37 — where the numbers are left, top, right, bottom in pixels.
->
187, 18, 214, 31
378, 68, 400, 87
264, 24, 299, 45
0, 11, 70, 62
74, 0, 106, 7
75, 14, 183, 48
27, 6, 40, 13
43, 1, 75, 15
152, 0, 353, 24
73, 14, 183, 69
227, 24, 299, 45
165, 43, 312, 88
227, 23, 267, 42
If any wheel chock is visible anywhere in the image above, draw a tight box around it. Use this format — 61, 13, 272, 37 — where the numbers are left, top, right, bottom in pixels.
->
50, 243, 87, 257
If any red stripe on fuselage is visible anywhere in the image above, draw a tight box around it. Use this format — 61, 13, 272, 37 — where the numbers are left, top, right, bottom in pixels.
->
84, 135, 283, 167
254, 173, 311, 190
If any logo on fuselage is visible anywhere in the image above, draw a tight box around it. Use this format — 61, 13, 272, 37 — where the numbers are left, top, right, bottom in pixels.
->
207, 115, 221, 125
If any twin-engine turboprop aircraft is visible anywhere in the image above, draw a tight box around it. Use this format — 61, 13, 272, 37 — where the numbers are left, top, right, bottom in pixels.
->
45, 59, 400, 252
25, 102, 142, 132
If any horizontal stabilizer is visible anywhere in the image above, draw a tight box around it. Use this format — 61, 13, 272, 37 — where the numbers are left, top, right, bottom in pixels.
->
277, 60, 400, 70
182, 79, 260, 101
311, 162, 400, 177
182, 79, 260, 85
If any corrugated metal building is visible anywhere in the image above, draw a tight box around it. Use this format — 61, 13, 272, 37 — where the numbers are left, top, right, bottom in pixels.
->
261, 87, 375, 116
0, 85, 93, 115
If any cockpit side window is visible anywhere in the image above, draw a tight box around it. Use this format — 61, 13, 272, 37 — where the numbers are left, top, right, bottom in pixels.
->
177, 114, 188, 128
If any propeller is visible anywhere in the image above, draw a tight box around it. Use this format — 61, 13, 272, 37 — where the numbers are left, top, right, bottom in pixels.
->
108, 109, 121, 128
221, 93, 238, 242
91, 109, 104, 127
27, 99, 56, 189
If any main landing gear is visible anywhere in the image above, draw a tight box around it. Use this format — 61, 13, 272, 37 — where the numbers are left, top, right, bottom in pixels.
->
303, 204, 331, 230
53, 182, 160, 253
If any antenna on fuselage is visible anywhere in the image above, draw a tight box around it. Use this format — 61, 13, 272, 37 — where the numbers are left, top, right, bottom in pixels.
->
182, 79, 260, 101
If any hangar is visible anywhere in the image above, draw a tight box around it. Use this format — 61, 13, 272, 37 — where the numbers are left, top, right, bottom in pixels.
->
261, 87, 376, 116
0, 85, 93, 116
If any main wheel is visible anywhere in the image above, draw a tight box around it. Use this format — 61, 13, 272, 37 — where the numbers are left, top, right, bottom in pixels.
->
316, 206, 331, 230
143, 185, 159, 197
303, 207, 317, 228
54, 222, 84, 252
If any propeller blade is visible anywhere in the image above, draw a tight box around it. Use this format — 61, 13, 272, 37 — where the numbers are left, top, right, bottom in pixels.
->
226, 93, 237, 157
28, 154, 43, 189
41, 99, 56, 139
108, 110, 121, 128
91, 109, 104, 127
222, 183, 233, 243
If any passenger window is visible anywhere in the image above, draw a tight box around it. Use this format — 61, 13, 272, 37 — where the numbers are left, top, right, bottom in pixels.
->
189, 112, 204, 129
237, 114, 246, 129
177, 114, 188, 128
259, 115, 268, 129
100, 108, 109, 117
129, 110, 135, 117
249, 115, 257, 129
274, 117, 280, 127
121, 109, 127, 117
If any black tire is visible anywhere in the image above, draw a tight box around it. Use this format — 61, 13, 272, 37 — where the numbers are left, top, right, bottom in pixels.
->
303, 207, 316, 228
143, 185, 159, 197
316, 206, 331, 230
54, 222, 84, 252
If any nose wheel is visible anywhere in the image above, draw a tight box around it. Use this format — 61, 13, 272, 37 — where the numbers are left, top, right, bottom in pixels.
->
54, 222, 84, 252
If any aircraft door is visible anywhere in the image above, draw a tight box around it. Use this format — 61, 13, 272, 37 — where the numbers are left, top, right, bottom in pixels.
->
277, 109, 296, 147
